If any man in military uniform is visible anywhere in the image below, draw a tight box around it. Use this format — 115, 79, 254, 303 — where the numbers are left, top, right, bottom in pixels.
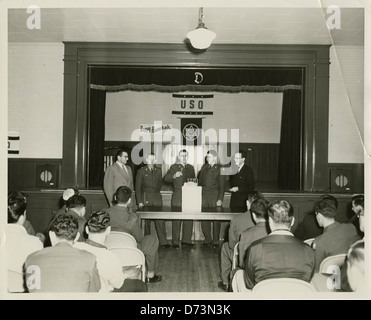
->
164, 149, 196, 249
136, 153, 169, 248
198, 150, 226, 248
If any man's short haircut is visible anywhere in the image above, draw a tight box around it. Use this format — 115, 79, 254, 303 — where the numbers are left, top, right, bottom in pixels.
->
66, 195, 86, 209
236, 149, 247, 160
314, 199, 336, 219
178, 149, 188, 156
268, 200, 294, 225
115, 148, 127, 161
320, 194, 338, 209
347, 239, 364, 272
250, 198, 269, 219
87, 210, 110, 233
115, 186, 132, 204
8, 190, 27, 203
49, 214, 79, 241
247, 190, 263, 203
207, 150, 217, 157
352, 194, 364, 209
8, 198, 27, 223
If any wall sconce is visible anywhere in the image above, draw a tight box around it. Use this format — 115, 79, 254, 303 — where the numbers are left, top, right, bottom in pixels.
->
186, 8, 216, 50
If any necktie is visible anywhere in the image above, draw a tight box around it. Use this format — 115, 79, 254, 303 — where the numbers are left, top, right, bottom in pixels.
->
123, 165, 128, 174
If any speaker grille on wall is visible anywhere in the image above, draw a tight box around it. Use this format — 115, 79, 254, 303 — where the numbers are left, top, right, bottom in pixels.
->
330, 168, 352, 192
36, 164, 59, 188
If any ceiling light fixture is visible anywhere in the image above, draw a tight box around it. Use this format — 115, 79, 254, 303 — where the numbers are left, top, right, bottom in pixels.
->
186, 7, 216, 50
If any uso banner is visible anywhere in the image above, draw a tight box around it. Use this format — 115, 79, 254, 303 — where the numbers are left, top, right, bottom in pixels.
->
180, 118, 202, 146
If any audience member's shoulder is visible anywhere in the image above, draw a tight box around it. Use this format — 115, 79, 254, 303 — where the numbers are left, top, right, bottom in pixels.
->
249, 235, 268, 248
342, 222, 358, 232
75, 246, 99, 261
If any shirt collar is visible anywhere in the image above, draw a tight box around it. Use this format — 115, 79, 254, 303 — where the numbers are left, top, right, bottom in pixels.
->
116, 161, 123, 169
85, 239, 107, 249
270, 229, 294, 236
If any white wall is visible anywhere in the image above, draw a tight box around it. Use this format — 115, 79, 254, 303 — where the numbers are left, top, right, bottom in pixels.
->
8, 42, 64, 158
7, 43, 365, 163
105, 91, 283, 143
328, 45, 364, 163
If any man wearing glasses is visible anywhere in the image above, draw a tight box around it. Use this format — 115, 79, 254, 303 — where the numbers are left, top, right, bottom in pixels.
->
104, 148, 135, 208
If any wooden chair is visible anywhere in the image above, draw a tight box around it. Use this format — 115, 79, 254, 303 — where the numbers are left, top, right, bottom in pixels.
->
319, 254, 347, 275
232, 242, 239, 269
105, 231, 137, 249
303, 238, 315, 247
109, 246, 146, 282
252, 278, 316, 293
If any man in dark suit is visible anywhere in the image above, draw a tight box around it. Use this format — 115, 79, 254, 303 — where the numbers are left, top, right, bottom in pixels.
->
136, 153, 169, 247
104, 148, 135, 207
164, 149, 196, 249
229, 150, 255, 212
294, 194, 338, 241
198, 150, 226, 248
238, 198, 270, 267
313, 199, 360, 272
106, 186, 162, 283
243, 200, 315, 290
24, 214, 101, 293
218, 196, 269, 291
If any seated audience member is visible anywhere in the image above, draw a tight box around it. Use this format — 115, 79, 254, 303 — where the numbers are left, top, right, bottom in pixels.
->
25, 214, 101, 292
65, 194, 88, 241
44, 188, 81, 247
313, 199, 360, 272
294, 194, 338, 241
116, 266, 148, 292
74, 210, 124, 292
6, 197, 43, 292
8, 190, 45, 242
218, 191, 263, 291
106, 186, 162, 283
55, 188, 80, 216
346, 239, 365, 292
351, 194, 364, 234
243, 200, 315, 290
238, 198, 270, 268
341, 194, 365, 292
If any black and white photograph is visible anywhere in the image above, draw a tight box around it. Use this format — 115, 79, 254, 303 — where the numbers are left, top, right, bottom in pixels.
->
0, 0, 370, 302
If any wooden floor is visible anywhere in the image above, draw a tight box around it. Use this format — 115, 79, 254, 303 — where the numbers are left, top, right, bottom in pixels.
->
147, 241, 224, 292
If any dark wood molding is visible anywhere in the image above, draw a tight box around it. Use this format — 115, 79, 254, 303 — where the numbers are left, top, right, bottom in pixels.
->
62, 42, 331, 191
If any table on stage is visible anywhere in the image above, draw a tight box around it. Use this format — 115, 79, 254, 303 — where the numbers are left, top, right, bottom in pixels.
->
138, 206, 243, 228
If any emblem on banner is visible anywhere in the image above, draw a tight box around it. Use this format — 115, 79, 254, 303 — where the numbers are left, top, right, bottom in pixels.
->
194, 72, 203, 84
182, 123, 201, 141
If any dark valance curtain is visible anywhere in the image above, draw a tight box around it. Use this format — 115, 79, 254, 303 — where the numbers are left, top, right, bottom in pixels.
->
89, 66, 303, 93
278, 89, 302, 190
88, 89, 106, 187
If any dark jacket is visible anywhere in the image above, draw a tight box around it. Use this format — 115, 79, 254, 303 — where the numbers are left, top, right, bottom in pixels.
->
229, 164, 255, 210
244, 231, 315, 289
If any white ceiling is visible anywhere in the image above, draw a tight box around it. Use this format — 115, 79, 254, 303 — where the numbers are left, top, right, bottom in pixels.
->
8, 7, 364, 45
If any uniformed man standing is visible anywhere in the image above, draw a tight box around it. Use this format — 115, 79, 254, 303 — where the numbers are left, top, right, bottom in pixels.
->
198, 150, 226, 248
164, 149, 196, 249
136, 153, 170, 248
